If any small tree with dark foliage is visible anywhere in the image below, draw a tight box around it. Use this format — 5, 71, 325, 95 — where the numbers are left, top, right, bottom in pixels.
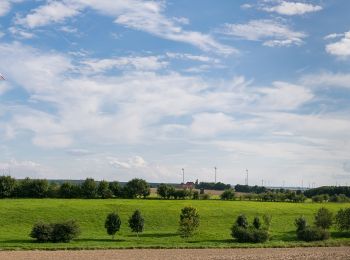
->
335, 208, 350, 232
314, 207, 333, 230
128, 210, 144, 237
105, 212, 121, 239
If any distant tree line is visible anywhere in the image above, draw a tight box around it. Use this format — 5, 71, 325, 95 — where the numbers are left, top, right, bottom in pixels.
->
304, 186, 350, 198
234, 184, 268, 194
237, 191, 306, 203
0, 176, 150, 199
195, 182, 231, 190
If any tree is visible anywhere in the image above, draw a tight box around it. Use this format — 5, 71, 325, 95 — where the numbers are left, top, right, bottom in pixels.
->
314, 207, 333, 229
0, 176, 16, 198
123, 178, 150, 198
81, 178, 97, 199
295, 216, 307, 232
97, 180, 113, 199
109, 181, 122, 198
220, 189, 235, 200
236, 214, 248, 228
157, 183, 174, 199
59, 182, 81, 198
335, 208, 350, 231
128, 210, 144, 237
253, 216, 261, 229
105, 212, 121, 239
178, 206, 200, 238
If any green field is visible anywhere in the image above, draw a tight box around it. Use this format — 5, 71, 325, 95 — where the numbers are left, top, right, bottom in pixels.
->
1, 199, 350, 250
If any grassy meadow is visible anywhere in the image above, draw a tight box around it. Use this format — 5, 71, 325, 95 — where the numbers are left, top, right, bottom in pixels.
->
0, 199, 350, 250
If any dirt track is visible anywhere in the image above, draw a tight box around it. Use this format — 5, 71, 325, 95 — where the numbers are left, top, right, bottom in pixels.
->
1, 247, 350, 260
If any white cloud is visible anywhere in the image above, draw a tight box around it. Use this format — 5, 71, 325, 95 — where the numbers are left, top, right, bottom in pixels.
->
190, 113, 236, 137
258, 81, 313, 110
15, 0, 235, 55
108, 155, 147, 169
301, 71, 350, 89
324, 33, 343, 40
0, 0, 10, 16
325, 31, 350, 58
262, 1, 322, 16
81, 56, 168, 73
221, 19, 306, 47
0, 159, 51, 178
16, 1, 82, 28
9, 26, 35, 39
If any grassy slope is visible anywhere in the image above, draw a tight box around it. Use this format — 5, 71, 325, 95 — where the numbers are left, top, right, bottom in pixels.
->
0, 199, 350, 250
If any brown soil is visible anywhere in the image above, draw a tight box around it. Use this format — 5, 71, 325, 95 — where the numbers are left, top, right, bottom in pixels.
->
1, 247, 350, 260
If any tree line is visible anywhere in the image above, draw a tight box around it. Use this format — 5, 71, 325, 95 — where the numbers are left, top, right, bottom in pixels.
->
0, 176, 150, 199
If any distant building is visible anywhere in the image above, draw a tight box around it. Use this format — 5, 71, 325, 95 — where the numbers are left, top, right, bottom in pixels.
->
182, 181, 195, 189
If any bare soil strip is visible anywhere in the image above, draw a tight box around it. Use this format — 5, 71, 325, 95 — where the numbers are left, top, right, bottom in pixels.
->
1, 247, 350, 260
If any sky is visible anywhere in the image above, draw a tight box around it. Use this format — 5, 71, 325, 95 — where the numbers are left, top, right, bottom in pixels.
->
0, 0, 350, 187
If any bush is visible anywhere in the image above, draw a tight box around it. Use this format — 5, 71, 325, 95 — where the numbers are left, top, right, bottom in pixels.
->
192, 191, 199, 200
329, 194, 350, 203
200, 193, 210, 200
295, 216, 307, 232
262, 214, 272, 230
30, 222, 53, 242
30, 220, 80, 243
105, 212, 121, 239
297, 226, 330, 242
335, 208, 350, 231
220, 189, 235, 200
128, 210, 144, 236
236, 214, 248, 228
253, 216, 261, 229
231, 225, 269, 243
51, 220, 81, 242
314, 207, 333, 229
178, 206, 200, 238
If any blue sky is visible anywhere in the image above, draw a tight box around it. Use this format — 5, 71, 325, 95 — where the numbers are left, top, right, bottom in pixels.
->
0, 0, 350, 186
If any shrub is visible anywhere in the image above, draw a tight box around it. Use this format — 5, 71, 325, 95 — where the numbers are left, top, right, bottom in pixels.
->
295, 216, 307, 232
30, 222, 53, 242
220, 189, 235, 200
297, 226, 330, 242
314, 207, 333, 229
329, 194, 350, 203
105, 212, 121, 239
231, 225, 269, 243
335, 208, 350, 231
157, 184, 174, 199
178, 206, 200, 238
30, 220, 80, 243
128, 210, 144, 237
192, 191, 199, 200
262, 214, 272, 230
253, 216, 261, 229
236, 214, 248, 228
200, 193, 210, 200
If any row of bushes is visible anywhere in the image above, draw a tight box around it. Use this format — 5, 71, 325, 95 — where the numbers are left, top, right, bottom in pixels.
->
29, 207, 350, 244
295, 207, 350, 241
157, 184, 210, 200
31, 207, 200, 242
0, 176, 150, 199
305, 186, 350, 198
312, 194, 350, 203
